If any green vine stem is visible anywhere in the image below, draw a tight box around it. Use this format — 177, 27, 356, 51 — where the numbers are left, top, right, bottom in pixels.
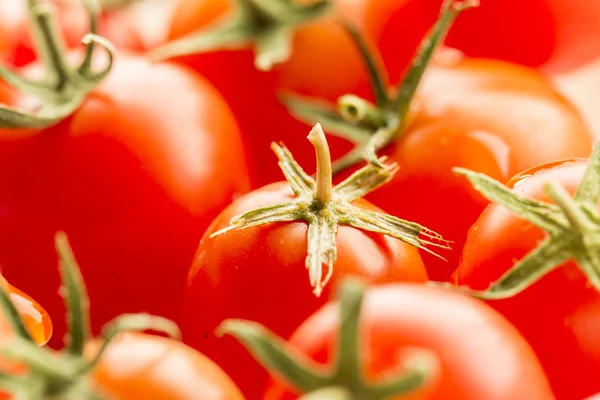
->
149, 0, 332, 70
447, 140, 600, 300
0, 0, 115, 129
0, 232, 180, 399
211, 124, 449, 296
218, 278, 437, 398
283, 0, 478, 171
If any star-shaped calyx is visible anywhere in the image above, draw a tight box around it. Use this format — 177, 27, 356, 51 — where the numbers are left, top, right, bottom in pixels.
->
450, 140, 600, 300
0, 0, 115, 129
282, 0, 478, 173
218, 278, 438, 399
211, 124, 449, 296
0, 233, 179, 399
150, 0, 331, 70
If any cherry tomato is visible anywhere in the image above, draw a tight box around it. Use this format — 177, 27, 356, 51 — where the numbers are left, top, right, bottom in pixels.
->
0, 276, 52, 346
360, 55, 592, 281
0, 0, 147, 67
86, 332, 245, 400
182, 181, 428, 399
264, 283, 555, 400
0, 53, 251, 347
453, 159, 600, 399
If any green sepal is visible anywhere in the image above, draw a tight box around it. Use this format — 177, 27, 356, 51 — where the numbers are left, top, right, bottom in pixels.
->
451, 141, 600, 299
211, 124, 449, 297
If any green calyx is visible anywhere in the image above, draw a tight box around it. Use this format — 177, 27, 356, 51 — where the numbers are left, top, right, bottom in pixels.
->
211, 124, 449, 297
218, 278, 438, 399
451, 140, 600, 300
149, 0, 331, 70
283, 0, 478, 173
0, 232, 180, 399
0, 0, 115, 129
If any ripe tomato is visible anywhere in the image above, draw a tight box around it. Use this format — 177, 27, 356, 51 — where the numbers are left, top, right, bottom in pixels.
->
0, 41, 251, 347
85, 332, 245, 400
0, 276, 52, 346
224, 282, 555, 400
453, 157, 600, 399
364, 55, 592, 281
0, 0, 146, 67
181, 125, 437, 399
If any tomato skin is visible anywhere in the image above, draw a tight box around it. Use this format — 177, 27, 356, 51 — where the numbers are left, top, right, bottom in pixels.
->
86, 333, 245, 400
264, 283, 555, 400
0, 276, 52, 346
0, 0, 147, 67
453, 160, 599, 400
360, 56, 592, 281
0, 54, 251, 348
181, 182, 428, 399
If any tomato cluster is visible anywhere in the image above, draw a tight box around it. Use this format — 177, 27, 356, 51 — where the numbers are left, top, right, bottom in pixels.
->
0, 0, 599, 399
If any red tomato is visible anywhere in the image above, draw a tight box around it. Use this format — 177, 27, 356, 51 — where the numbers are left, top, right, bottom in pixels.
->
453, 159, 600, 399
262, 283, 555, 399
85, 332, 245, 400
0, 276, 52, 346
0, 53, 251, 347
182, 180, 429, 399
0, 0, 146, 67
355, 55, 592, 281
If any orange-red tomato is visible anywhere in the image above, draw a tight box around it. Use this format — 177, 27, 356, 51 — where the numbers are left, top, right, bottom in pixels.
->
182, 182, 428, 399
264, 283, 555, 400
86, 333, 245, 400
453, 159, 600, 399
0, 276, 52, 346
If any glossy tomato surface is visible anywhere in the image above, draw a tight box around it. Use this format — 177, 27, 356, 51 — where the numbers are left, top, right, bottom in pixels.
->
0, 276, 52, 346
182, 182, 428, 399
265, 283, 555, 400
0, 0, 146, 67
453, 160, 599, 400
363, 55, 592, 281
0, 54, 251, 347
87, 333, 245, 400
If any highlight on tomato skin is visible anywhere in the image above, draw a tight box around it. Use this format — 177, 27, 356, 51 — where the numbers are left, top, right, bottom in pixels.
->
0, 276, 52, 346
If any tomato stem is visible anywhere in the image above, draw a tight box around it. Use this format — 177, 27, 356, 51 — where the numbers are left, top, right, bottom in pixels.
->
546, 181, 593, 234
211, 125, 449, 296
309, 124, 334, 203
